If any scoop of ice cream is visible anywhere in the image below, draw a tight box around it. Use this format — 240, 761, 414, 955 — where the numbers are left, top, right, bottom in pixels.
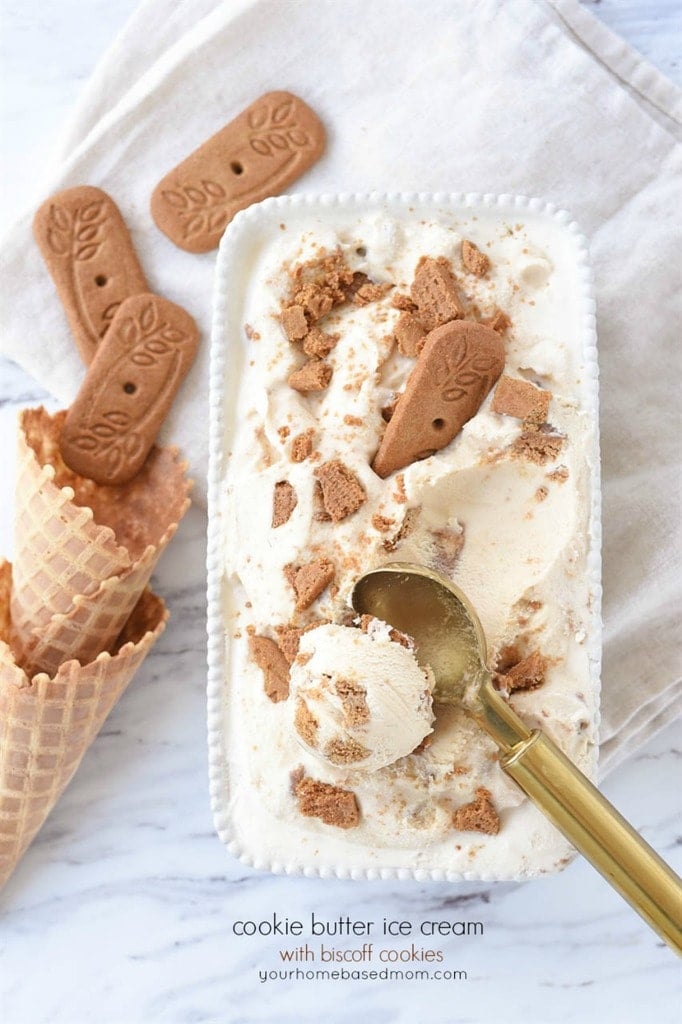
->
290, 621, 434, 772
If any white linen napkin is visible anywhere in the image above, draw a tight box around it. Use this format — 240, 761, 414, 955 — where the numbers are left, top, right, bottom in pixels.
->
1, 0, 680, 773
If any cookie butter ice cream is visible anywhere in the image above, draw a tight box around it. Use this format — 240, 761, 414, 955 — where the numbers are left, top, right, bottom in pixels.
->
214, 195, 600, 879
290, 622, 434, 771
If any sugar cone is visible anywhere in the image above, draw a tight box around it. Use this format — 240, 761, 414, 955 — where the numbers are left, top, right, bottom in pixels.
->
12, 407, 191, 676
0, 559, 168, 889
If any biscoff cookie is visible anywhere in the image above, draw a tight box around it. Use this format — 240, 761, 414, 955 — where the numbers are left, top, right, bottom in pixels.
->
373, 320, 505, 478
151, 92, 325, 253
60, 293, 199, 485
33, 186, 148, 364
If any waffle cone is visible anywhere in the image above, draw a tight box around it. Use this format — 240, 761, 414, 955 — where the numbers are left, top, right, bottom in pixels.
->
0, 559, 168, 889
12, 407, 191, 675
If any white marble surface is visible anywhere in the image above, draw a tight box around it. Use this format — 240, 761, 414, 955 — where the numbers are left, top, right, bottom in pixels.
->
0, 3, 680, 1023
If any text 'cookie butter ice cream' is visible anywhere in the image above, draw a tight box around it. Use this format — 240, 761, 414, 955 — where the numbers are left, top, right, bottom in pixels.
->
214, 196, 600, 879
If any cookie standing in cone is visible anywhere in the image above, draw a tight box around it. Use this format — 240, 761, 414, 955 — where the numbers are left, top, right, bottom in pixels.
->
11, 407, 191, 677
372, 321, 506, 478
60, 294, 200, 486
0, 559, 168, 890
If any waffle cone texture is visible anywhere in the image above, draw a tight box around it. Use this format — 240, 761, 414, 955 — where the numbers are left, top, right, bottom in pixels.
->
0, 406, 191, 888
12, 407, 191, 676
0, 559, 168, 888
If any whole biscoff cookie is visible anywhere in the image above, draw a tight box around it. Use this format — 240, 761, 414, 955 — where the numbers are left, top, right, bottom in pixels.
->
33, 186, 148, 365
372, 320, 506, 478
151, 91, 325, 253
60, 293, 199, 485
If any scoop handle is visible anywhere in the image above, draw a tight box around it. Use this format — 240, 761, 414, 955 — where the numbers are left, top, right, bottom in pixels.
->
498, 723, 682, 955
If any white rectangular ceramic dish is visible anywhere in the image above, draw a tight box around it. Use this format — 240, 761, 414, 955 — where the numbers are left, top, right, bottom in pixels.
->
206, 192, 601, 881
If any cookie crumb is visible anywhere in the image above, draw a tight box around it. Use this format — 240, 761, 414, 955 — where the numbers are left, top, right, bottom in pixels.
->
452, 787, 500, 835
289, 359, 333, 392
275, 620, 328, 664
352, 280, 393, 306
492, 375, 551, 424
512, 430, 564, 465
535, 486, 549, 502
462, 239, 490, 277
249, 634, 290, 702
290, 558, 336, 611
315, 460, 367, 522
391, 292, 418, 312
303, 327, 339, 359
290, 429, 314, 462
295, 775, 360, 829
272, 480, 297, 527
547, 466, 569, 483
335, 677, 370, 727
372, 513, 395, 533
324, 737, 371, 765
394, 312, 426, 357
501, 650, 548, 692
294, 699, 319, 746
482, 308, 511, 335
281, 304, 309, 341
410, 256, 464, 330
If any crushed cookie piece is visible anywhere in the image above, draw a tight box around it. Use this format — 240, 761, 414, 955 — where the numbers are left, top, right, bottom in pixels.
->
295, 775, 360, 829
249, 634, 290, 702
315, 460, 367, 522
323, 737, 371, 765
311, 481, 329, 524
432, 524, 465, 572
495, 644, 522, 674
359, 613, 415, 650
288, 359, 333, 392
492, 375, 551, 424
535, 485, 549, 502
290, 558, 335, 611
272, 480, 297, 527
452, 787, 500, 835
294, 699, 319, 747
371, 513, 395, 533
344, 414, 364, 427
293, 281, 335, 320
277, 425, 291, 440
394, 311, 426, 357
383, 506, 420, 551
482, 308, 511, 334
335, 677, 370, 727
352, 280, 393, 306
462, 239, 490, 277
512, 430, 564, 465
295, 651, 312, 666
344, 271, 369, 301
502, 650, 548, 692
547, 466, 569, 483
410, 256, 464, 330
289, 765, 305, 793
393, 473, 407, 504
275, 619, 328, 664
290, 428, 314, 462
244, 323, 261, 341
303, 326, 339, 359
391, 292, 418, 312
281, 304, 309, 341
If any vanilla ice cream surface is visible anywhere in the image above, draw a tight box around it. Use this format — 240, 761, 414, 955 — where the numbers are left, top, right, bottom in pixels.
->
215, 196, 600, 879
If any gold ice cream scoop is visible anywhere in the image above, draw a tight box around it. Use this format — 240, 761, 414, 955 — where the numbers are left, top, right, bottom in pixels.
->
352, 562, 682, 955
